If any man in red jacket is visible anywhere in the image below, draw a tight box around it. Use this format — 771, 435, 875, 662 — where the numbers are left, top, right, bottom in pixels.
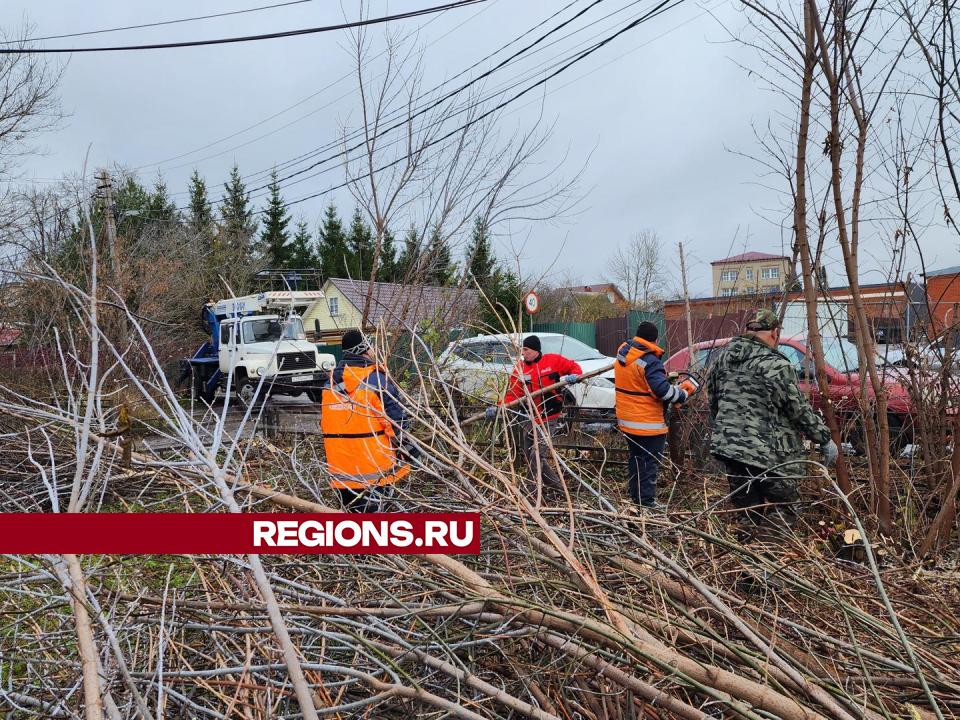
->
486, 335, 582, 490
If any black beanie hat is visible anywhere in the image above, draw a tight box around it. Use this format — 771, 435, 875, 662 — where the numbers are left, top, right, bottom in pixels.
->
522, 335, 541, 353
341, 328, 369, 355
635, 321, 659, 343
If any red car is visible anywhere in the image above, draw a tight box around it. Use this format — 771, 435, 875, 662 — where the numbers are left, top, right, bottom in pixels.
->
665, 334, 916, 453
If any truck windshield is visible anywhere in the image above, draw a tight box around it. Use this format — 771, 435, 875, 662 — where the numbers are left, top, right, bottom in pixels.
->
283, 317, 306, 340
242, 319, 284, 343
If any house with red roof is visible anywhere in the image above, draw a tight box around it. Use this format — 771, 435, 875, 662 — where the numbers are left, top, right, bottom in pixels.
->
710, 251, 793, 297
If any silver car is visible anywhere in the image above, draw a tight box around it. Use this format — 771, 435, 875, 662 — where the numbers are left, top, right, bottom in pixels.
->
438, 332, 616, 412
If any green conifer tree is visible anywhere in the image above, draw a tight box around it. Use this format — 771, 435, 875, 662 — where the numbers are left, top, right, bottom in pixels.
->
376, 227, 399, 282
424, 227, 456, 286
148, 173, 178, 224
220, 163, 258, 250
317, 202, 350, 278
346, 207, 375, 279
289, 215, 318, 269
187, 169, 214, 236
260, 170, 291, 267
396, 226, 422, 280
463, 216, 495, 289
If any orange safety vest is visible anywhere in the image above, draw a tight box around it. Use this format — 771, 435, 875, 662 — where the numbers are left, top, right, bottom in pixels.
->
614, 337, 669, 436
320, 364, 410, 489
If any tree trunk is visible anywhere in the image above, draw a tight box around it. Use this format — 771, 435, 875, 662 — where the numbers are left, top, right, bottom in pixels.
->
796, 0, 851, 495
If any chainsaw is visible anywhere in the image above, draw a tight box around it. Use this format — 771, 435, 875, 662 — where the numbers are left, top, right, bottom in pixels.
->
667, 370, 704, 406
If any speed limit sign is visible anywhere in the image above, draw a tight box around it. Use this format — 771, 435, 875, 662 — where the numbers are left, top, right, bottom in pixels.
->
524, 291, 540, 314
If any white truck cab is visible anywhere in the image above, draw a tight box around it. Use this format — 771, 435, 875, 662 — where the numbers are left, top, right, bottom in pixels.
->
191, 292, 336, 405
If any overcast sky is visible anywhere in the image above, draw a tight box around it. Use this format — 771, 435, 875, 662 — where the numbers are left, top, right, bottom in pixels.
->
11, 0, 959, 297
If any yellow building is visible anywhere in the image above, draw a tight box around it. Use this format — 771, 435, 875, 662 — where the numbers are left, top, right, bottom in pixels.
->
711, 252, 792, 297
303, 278, 479, 342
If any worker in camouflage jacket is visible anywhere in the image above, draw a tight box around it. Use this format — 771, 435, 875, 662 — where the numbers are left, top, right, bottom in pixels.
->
707, 309, 838, 531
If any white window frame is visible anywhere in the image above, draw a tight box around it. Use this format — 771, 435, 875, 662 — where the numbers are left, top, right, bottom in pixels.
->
720, 270, 738, 282
328, 297, 339, 316
721, 287, 737, 297
761, 267, 780, 280
745, 269, 754, 280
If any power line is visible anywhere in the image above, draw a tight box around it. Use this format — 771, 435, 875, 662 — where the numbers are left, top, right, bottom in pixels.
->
0, 0, 316, 46
0, 0, 487, 54
136, 0, 503, 172
272, 0, 686, 212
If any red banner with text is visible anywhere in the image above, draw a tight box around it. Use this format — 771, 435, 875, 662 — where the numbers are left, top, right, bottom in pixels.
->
0, 514, 481, 554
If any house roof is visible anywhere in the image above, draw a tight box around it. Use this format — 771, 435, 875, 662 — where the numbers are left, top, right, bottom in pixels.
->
561, 283, 623, 296
712, 252, 790, 265
922, 266, 960, 279
327, 278, 479, 328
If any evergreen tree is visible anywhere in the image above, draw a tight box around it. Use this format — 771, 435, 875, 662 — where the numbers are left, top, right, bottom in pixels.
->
260, 170, 291, 267
289, 215, 318, 269
187, 169, 214, 235
479, 265, 524, 331
376, 227, 399, 282
147, 173, 178, 224
396, 226, 422, 280
463, 216, 495, 289
220, 163, 258, 250
424, 227, 456, 286
113, 175, 153, 238
316, 202, 350, 278
346, 207, 376, 279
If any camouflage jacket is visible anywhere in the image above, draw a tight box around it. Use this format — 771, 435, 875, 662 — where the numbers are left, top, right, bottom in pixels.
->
707, 335, 830, 471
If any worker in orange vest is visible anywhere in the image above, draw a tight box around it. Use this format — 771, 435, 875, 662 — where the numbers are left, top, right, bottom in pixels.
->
321, 329, 415, 512
614, 322, 694, 510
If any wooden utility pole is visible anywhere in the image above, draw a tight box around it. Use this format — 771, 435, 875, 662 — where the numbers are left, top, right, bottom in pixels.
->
98, 169, 118, 277
678, 242, 696, 369
98, 169, 127, 350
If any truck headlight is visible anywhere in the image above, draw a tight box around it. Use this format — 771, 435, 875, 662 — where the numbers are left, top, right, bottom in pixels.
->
256, 366, 266, 377
321, 360, 334, 371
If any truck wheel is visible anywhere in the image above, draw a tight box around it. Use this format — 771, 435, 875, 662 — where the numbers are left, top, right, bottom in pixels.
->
237, 378, 259, 406
307, 389, 322, 403
192, 369, 217, 404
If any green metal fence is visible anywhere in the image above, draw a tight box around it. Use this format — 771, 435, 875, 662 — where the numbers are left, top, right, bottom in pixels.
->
627, 311, 667, 352
531, 321, 597, 348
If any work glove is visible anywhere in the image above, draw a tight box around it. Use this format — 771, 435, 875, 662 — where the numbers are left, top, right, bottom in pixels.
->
563, 374, 579, 383
484, 406, 497, 421
673, 388, 690, 407
819, 439, 839, 468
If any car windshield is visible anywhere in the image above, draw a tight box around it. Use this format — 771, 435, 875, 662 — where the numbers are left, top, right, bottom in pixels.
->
242, 318, 284, 343
820, 338, 860, 373
538, 336, 607, 361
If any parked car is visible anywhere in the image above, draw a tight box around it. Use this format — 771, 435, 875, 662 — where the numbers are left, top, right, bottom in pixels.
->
438, 333, 616, 413
665, 334, 916, 453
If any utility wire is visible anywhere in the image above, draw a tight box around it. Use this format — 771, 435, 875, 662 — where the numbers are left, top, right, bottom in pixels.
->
137, 0, 505, 172
0, 0, 316, 46
0, 0, 487, 54
272, 0, 685, 212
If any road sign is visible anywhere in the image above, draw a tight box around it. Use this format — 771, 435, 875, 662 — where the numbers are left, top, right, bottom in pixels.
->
524, 291, 540, 314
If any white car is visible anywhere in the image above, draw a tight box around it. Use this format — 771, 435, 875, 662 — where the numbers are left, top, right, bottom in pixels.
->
438, 332, 616, 413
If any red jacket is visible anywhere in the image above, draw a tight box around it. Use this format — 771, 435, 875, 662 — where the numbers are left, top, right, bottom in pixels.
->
503, 353, 582, 423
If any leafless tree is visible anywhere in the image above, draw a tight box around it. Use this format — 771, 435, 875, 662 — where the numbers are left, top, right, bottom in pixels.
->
604, 228, 667, 311
340, 9, 583, 330
0, 22, 66, 237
